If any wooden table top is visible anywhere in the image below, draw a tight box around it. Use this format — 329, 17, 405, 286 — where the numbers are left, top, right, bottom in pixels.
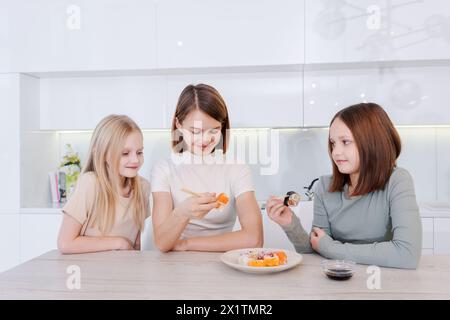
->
1, 250, 449, 299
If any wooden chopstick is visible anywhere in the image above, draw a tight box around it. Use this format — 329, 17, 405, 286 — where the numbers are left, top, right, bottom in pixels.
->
181, 188, 202, 197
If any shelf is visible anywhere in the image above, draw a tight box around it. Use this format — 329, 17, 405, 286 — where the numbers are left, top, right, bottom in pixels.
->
420, 202, 450, 218
24, 59, 450, 79
19, 203, 64, 215
26, 64, 303, 79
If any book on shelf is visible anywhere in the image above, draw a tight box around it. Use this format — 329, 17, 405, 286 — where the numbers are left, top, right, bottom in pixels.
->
49, 171, 67, 203
48, 171, 60, 203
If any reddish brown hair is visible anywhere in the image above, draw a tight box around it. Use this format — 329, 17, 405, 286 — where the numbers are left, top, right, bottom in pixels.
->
171, 84, 230, 153
328, 103, 401, 196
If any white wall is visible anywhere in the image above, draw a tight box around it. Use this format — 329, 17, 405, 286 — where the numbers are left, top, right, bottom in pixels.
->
0, 74, 20, 213
20, 74, 61, 207
56, 126, 450, 204
438, 128, 450, 201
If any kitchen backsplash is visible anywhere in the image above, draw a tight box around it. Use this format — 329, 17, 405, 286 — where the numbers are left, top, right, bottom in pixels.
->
52, 126, 450, 204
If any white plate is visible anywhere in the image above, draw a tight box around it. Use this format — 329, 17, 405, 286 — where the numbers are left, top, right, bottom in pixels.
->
221, 248, 303, 274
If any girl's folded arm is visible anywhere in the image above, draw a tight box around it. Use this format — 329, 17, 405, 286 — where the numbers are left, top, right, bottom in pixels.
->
317, 172, 422, 269
57, 214, 131, 254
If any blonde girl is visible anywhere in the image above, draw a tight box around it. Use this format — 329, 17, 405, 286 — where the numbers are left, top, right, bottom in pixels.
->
57, 115, 150, 254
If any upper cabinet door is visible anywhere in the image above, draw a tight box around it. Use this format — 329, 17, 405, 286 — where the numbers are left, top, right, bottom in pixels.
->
305, 0, 450, 63
0, 2, 12, 72
7, 0, 157, 72
304, 65, 450, 127
156, 0, 304, 68
166, 72, 303, 128
40, 76, 168, 130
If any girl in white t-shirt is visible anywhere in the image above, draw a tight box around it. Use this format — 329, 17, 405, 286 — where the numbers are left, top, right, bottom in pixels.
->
151, 84, 263, 252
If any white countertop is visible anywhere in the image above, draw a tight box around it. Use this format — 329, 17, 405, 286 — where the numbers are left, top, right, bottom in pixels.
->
18, 201, 450, 218
419, 202, 450, 218
19, 203, 63, 214
0, 250, 449, 299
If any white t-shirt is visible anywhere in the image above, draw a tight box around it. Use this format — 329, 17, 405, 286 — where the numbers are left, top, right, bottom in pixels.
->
150, 151, 254, 238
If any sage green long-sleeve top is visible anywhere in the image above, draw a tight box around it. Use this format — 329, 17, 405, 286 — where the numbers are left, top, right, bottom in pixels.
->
282, 167, 422, 269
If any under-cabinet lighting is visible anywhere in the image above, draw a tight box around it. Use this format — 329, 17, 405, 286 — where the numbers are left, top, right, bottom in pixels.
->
31, 124, 450, 135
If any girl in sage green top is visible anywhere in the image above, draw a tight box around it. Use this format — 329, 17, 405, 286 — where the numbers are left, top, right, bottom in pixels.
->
266, 103, 422, 269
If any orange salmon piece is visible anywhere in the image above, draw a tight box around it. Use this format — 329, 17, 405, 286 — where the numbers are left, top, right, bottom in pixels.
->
215, 193, 229, 208
263, 256, 280, 267
275, 251, 287, 264
248, 259, 265, 267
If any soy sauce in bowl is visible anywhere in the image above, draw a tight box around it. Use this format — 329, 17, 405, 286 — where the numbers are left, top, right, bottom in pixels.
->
321, 260, 356, 281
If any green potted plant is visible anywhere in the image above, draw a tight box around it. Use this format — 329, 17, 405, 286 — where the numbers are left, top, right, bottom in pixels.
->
59, 144, 82, 199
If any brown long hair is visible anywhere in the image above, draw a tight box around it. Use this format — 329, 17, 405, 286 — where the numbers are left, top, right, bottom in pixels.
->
82, 115, 147, 234
171, 84, 230, 153
328, 103, 401, 196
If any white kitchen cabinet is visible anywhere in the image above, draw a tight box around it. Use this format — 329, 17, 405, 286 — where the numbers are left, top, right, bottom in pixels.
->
156, 0, 304, 68
166, 72, 303, 128
20, 213, 62, 263
141, 217, 155, 251
305, 0, 450, 63
40, 76, 168, 130
0, 2, 11, 72
304, 66, 450, 127
422, 249, 434, 255
422, 218, 434, 250
0, 74, 20, 214
434, 218, 450, 254
7, 0, 157, 73
0, 214, 20, 273
396, 128, 437, 204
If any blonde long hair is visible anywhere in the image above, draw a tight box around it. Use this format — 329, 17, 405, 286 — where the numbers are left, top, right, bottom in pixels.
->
82, 115, 147, 234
